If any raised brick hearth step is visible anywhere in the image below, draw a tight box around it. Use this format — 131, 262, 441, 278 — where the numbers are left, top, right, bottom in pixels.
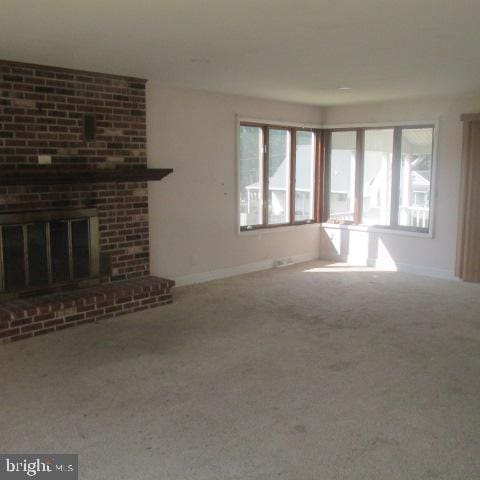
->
0, 276, 174, 343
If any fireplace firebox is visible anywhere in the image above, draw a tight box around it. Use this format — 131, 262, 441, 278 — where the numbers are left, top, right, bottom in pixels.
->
0, 209, 100, 298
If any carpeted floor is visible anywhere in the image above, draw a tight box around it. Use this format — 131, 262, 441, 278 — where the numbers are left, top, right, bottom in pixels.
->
1, 261, 480, 480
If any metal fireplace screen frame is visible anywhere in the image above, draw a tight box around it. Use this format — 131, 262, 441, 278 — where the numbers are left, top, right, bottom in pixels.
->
0, 208, 100, 297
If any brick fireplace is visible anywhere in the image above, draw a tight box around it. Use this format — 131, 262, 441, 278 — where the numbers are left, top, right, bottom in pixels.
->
0, 60, 174, 342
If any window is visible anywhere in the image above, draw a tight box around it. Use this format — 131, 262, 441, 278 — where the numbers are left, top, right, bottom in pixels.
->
238, 120, 435, 234
295, 131, 315, 221
239, 122, 317, 230
326, 125, 434, 233
329, 131, 356, 222
362, 129, 394, 226
239, 125, 263, 227
268, 129, 290, 225
398, 128, 434, 229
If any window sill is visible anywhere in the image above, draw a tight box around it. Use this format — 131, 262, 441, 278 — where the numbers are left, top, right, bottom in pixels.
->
321, 222, 433, 239
238, 222, 321, 236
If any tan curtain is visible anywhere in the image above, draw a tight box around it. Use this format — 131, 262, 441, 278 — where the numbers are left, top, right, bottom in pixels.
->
456, 114, 480, 282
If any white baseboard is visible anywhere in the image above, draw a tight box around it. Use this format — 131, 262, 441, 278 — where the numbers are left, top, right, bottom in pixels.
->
174, 251, 457, 287
174, 252, 320, 287
319, 253, 457, 281
392, 262, 457, 281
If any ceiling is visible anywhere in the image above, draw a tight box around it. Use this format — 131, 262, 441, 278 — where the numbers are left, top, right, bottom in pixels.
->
2, 0, 480, 105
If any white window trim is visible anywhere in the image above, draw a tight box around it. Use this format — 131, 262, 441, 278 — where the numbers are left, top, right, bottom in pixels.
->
321, 222, 433, 239
238, 115, 323, 130
239, 222, 321, 236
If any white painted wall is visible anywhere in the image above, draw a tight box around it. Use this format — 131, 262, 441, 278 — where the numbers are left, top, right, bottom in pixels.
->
147, 83, 480, 283
146, 83, 322, 284
321, 94, 480, 279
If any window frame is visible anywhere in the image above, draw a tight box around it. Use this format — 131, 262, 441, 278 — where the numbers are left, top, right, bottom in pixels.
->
323, 127, 362, 225
237, 118, 437, 236
360, 126, 395, 228
239, 121, 321, 232
323, 123, 436, 235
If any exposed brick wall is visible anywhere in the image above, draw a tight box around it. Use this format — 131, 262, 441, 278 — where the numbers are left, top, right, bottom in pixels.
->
0, 60, 146, 166
0, 60, 151, 281
0, 276, 174, 343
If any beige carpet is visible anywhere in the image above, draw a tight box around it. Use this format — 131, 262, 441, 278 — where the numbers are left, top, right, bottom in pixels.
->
1, 261, 480, 480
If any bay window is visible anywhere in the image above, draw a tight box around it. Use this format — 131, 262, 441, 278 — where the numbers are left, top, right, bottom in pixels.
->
238, 120, 434, 234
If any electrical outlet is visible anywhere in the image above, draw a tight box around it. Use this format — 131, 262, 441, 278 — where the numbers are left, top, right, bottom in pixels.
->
38, 155, 52, 165
273, 257, 295, 268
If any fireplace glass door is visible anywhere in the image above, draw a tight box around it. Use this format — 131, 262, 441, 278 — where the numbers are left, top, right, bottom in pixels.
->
0, 209, 99, 295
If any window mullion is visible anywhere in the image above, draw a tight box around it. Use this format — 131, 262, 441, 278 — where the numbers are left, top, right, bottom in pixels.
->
314, 130, 322, 222
390, 127, 402, 227
354, 128, 364, 224
290, 128, 296, 224
262, 126, 269, 226
323, 130, 332, 221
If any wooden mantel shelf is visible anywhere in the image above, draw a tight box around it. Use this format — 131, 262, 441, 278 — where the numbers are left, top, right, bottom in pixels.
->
0, 167, 173, 186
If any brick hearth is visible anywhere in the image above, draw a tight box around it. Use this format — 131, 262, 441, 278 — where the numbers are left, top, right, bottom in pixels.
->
0, 276, 174, 343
